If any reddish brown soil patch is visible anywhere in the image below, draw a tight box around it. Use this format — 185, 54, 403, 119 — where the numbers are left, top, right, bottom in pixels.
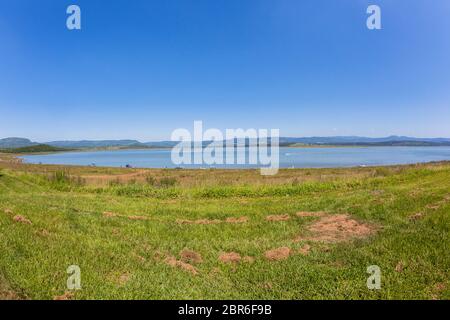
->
219, 252, 242, 263
128, 215, 148, 220
298, 214, 374, 242
264, 247, 291, 261
13, 215, 32, 225
176, 218, 221, 225
165, 256, 198, 275
266, 214, 290, 222
53, 291, 74, 300
298, 244, 311, 256
180, 249, 203, 264
296, 211, 326, 218
103, 211, 118, 218
225, 216, 248, 223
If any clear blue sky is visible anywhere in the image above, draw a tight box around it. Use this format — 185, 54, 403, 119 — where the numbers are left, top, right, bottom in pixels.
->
1, 0, 449, 141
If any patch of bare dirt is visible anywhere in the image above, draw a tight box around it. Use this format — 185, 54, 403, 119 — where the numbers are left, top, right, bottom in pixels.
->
176, 218, 222, 225
225, 216, 248, 223
180, 249, 203, 264
264, 247, 291, 261
165, 256, 198, 275
176, 217, 248, 224
128, 215, 148, 220
297, 214, 374, 242
266, 214, 290, 222
53, 291, 74, 300
13, 215, 32, 225
219, 252, 242, 264
296, 211, 326, 218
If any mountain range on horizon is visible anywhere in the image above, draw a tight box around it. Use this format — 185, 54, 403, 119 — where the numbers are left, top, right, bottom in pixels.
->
2, 136, 450, 149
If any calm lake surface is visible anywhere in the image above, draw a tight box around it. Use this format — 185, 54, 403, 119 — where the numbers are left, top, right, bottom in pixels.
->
20, 147, 450, 169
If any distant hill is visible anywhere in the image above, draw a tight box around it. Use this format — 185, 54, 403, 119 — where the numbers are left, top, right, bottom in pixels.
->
278, 136, 450, 145
0, 137, 37, 148
1, 136, 450, 149
46, 140, 141, 148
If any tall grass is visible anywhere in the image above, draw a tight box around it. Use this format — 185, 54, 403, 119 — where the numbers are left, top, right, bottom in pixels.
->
46, 171, 85, 190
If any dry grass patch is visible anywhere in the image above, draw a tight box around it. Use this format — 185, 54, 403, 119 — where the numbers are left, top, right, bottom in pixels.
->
297, 214, 374, 243
128, 215, 148, 221
225, 216, 248, 223
176, 218, 221, 225
264, 247, 291, 261
180, 249, 203, 264
53, 291, 74, 300
219, 252, 241, 264
176, 216, 248, 225
13, 215, 32, 225
165, 256, 198, 275
103, 211, 118, 218
266, 214, 290, 222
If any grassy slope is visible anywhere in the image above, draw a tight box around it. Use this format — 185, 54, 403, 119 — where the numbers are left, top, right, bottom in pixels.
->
0, 162, 449, 300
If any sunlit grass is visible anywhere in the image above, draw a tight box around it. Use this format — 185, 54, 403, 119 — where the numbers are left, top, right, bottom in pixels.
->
0, 160, 449, 299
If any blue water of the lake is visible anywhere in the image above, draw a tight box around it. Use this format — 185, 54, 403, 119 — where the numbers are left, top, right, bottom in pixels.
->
20, 147, 450, 169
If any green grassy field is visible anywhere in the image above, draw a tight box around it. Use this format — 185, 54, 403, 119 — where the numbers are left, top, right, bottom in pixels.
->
0, 159, 448, 300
